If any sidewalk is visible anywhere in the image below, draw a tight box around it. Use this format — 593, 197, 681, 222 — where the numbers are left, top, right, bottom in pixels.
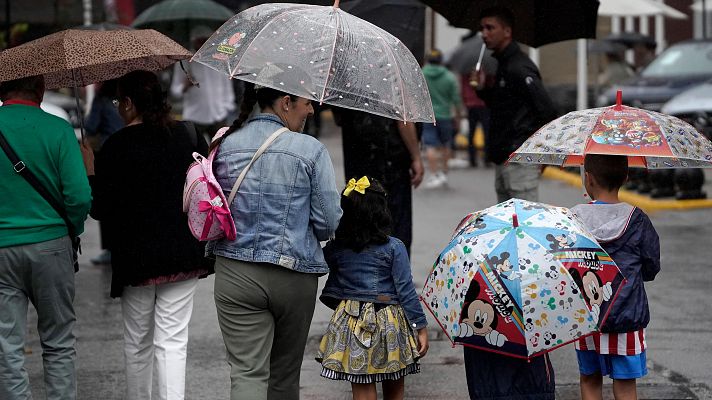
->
19, 112, 711, 399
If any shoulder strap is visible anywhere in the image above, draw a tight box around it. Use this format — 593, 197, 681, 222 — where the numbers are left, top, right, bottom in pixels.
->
0, 130, 77, 238
227, 127, 289, 205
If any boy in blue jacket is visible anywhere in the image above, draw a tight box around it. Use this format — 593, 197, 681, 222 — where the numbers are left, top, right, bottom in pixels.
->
571, 154, 661, 400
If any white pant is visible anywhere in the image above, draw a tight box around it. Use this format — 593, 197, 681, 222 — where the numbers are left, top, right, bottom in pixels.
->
121, 278, 199, 400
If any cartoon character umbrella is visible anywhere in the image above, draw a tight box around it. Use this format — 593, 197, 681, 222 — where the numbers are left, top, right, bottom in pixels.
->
509, 90, 712, 169
421, 198, 626, 359
190, 1, 435, 123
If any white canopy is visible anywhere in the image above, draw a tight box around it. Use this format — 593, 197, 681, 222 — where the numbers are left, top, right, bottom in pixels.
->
599, 0, 687, 19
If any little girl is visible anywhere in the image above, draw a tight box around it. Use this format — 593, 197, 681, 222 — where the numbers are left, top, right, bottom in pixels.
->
317, 176, 429, 400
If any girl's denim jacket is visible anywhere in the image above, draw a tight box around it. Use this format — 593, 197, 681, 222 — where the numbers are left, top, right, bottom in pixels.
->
210, 114, 342, 274
320, 236, 428, 329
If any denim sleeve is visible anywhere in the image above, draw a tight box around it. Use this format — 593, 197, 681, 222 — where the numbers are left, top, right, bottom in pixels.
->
640, 216, 661, 282
309, 146, 342, 241
391, 239, 427, 329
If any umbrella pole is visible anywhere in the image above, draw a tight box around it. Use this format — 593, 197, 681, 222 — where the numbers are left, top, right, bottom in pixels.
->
71, 70, 85, 142
580, 164, 589, 199
73, 86, 86, 142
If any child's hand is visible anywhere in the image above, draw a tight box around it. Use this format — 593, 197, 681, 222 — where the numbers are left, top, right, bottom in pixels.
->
416, 328, 429, 358
602, 282, 613, 301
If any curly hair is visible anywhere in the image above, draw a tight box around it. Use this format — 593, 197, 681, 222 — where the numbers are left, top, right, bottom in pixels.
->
117, 70, 171, 128
334, 177, 392, 252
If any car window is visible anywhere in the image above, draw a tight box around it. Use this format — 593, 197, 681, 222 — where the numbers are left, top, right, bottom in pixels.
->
642, 42, 712, 77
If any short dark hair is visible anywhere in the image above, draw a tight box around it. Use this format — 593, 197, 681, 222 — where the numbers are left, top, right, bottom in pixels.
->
480, 6, 515, 30
0, 75, 44, 102
584, 154, 628, 191
334, 177, 391, 252
117, 70, 171, 128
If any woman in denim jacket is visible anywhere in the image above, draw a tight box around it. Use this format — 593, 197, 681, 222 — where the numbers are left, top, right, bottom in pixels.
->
210, 83, 342, 400
316, 176, 428, 400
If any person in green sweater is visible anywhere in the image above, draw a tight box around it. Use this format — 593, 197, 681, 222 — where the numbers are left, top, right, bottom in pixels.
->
0, 75, 91, 400
422, 49, 463, 189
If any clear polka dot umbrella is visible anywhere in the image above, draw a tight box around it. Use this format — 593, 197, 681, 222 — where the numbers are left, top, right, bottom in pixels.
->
191, 2, 435, 123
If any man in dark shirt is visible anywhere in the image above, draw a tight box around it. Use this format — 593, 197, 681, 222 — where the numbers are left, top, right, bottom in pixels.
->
334, 109, 423, 254
477, 6, 557, 203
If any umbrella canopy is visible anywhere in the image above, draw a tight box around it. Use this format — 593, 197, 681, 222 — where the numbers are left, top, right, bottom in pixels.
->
446, 32, 498, 75
0, 29, 192, 90
509, 91, 712, 168
603, 32, 656, 49
74, 22, 134, 31
132, 0, 235, 46
191, 2, 435, 123
419, 0, 599, 48
599, 0, 687, 19
339, 0, 425, 63
421, 198, 626, 359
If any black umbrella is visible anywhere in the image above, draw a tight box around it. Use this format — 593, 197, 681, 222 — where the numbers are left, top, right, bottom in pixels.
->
603, 32, 656, 49
587, 39, 627, 54
446, 32, 498, 74
419, 0, 600, 48
340, 0, 425, 63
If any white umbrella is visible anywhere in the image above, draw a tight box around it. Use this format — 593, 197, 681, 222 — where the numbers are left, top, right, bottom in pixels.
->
191, 2, 435, 123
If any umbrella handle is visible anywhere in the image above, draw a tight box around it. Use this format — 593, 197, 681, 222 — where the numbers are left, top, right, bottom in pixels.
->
470, 44, 487, 88
474, 43, 486, 73
180, 61, 199, 88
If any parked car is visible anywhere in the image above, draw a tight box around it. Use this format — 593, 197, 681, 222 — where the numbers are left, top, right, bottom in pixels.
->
659, 81, 712, 200
661, 79, 712, 139
597, 40, 712, 111
596, 40, 712, 199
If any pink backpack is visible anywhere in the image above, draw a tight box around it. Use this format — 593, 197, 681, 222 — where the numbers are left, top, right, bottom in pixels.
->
183, 126, 288, 241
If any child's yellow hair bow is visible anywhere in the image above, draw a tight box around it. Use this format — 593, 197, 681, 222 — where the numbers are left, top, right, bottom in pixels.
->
343, 176, 370, 197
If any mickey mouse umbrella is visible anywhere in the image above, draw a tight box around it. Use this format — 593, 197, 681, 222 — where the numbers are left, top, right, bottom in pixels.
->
420, 198, 626, 359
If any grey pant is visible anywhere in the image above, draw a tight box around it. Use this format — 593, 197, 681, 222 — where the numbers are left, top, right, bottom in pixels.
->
495, 163, 541, 203
0, 236, 76, 400
213, 257, 318, 400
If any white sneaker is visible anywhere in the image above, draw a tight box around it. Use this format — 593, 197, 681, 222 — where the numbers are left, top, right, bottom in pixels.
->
423, 172, 447, 189
447, 158, 470, 169
439, 172, 448, 186
423, 174, 443, 189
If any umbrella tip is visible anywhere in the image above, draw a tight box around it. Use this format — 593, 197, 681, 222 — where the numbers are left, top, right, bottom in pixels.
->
615, 90, 623, 110
512, 213, 519, 228
333, 0, 340, 8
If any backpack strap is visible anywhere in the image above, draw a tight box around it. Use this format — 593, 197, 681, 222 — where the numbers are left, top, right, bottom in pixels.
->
227, 127, 289, 205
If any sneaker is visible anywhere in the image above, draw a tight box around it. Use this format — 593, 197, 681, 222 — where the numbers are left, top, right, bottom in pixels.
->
91, 250, 112, 265
447, 158, 470, 169
423, 174, 445, 189
438, 172, 448, 186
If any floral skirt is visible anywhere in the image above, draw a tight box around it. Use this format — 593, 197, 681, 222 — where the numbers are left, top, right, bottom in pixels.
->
316, 300, 420, 383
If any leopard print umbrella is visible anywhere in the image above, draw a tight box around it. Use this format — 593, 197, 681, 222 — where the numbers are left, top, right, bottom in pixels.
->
0, 29, 192, 89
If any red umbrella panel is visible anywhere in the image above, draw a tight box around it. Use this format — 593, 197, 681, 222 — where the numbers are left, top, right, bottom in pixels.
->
509, 91, 712, 169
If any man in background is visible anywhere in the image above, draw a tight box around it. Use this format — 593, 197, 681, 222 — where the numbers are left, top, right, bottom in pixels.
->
478, 6, 557, 203
170, 25, 236, 139
422, 49, 463, 189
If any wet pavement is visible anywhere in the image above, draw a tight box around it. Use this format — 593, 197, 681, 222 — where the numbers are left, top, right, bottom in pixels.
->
21, 114, 712, 399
